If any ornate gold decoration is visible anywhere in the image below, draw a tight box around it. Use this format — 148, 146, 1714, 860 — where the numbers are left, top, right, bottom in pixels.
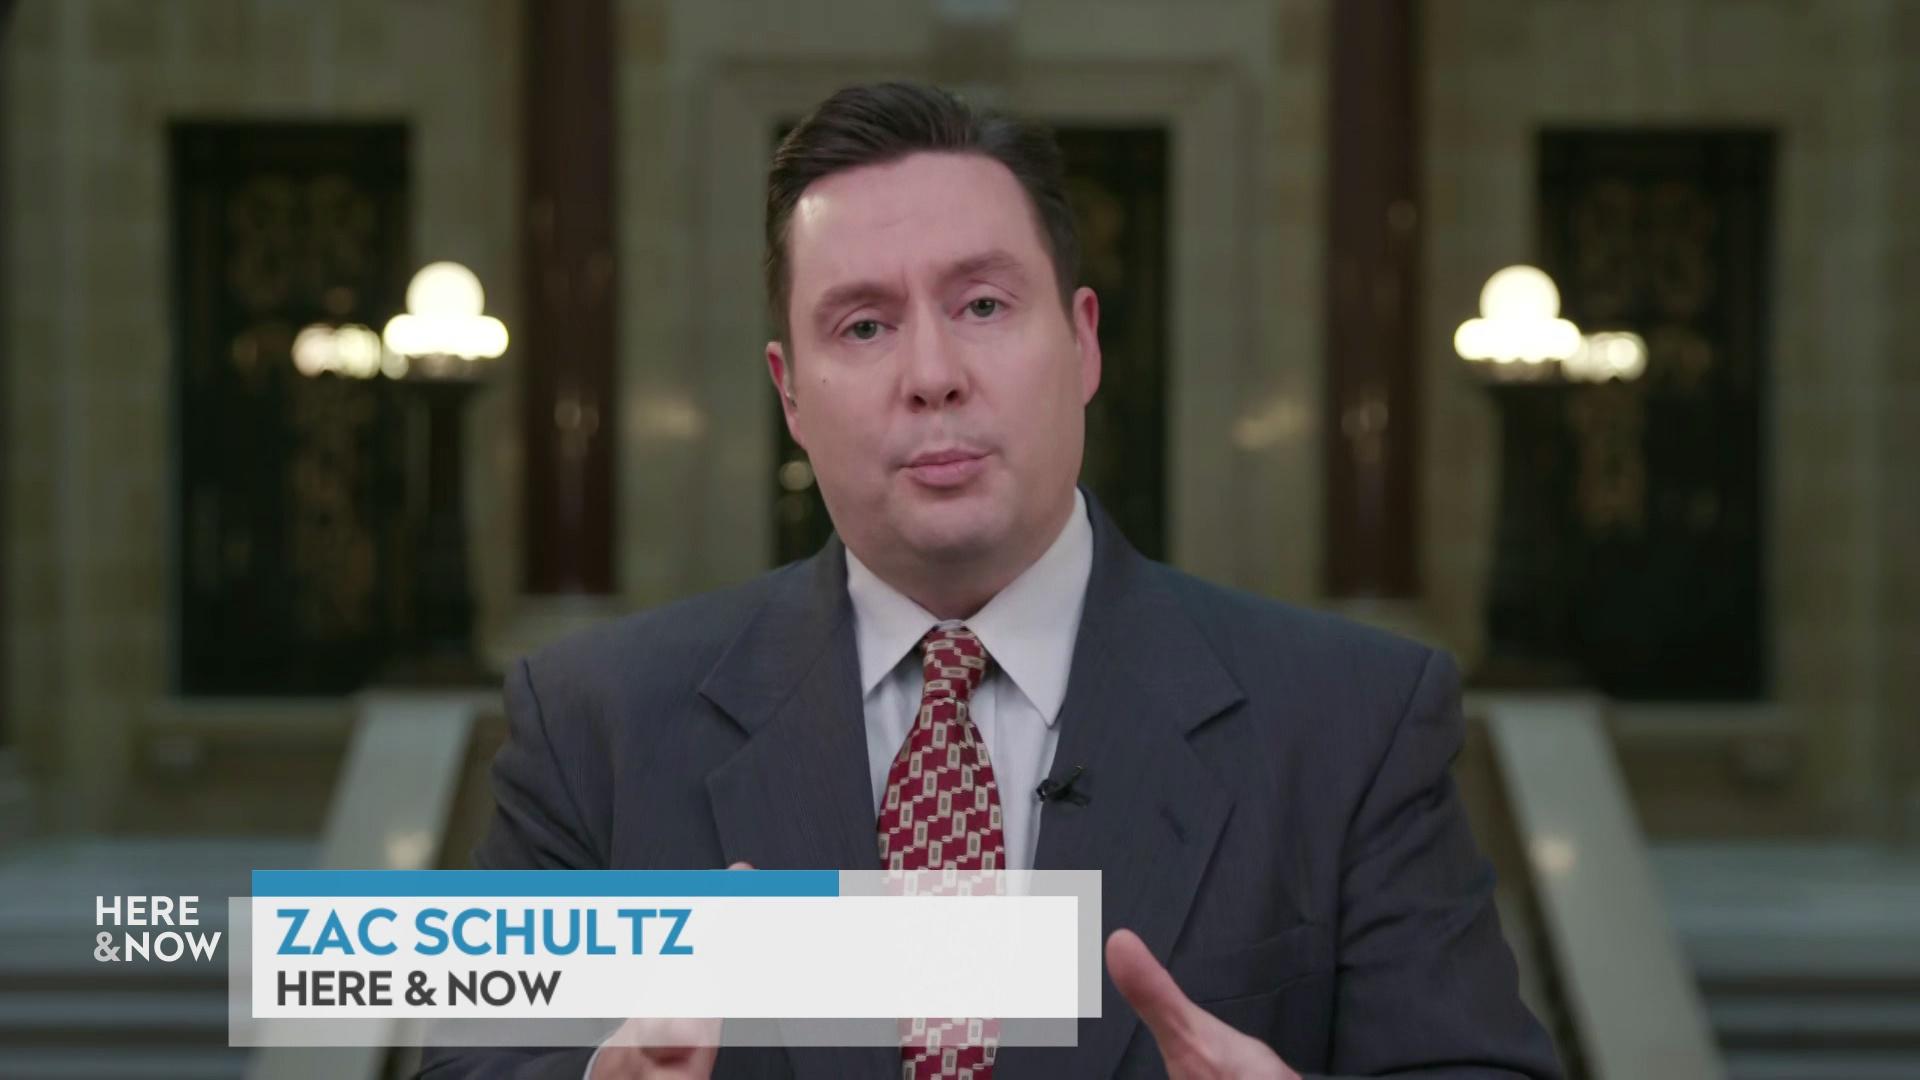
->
1567, 385, 1646, 535
286, 378, 377, 637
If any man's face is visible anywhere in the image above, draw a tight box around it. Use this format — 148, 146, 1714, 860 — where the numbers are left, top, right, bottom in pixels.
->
768, 151, 1101, 578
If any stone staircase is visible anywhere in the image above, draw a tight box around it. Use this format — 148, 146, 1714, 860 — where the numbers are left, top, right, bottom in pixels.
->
1654, 843, 1920, 1080
0, 836, 311, 1080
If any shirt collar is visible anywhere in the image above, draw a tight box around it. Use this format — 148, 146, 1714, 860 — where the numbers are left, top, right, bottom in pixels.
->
844, 488, 1093, 726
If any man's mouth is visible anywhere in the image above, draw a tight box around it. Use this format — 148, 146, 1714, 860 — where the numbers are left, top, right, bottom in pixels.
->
902, 448, 989, 489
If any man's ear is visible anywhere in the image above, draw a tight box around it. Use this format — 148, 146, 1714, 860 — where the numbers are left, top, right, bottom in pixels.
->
1071, 286, 1102, 404
766, 339, 804, 449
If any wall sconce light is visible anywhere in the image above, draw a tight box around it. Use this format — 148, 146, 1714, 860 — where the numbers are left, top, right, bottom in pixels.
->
378, 260, 508, 686
381, 261, 509, 380
290, 322, 389, 379
1453, 265, 1583, 378
1564, 330, 1648, 383
1455, 264, 1646, 384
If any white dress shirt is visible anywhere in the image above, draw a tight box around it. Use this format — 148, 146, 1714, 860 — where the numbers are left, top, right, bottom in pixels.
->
845, 488, 1094, 871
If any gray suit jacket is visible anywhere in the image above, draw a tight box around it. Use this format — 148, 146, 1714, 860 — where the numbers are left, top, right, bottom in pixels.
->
420, 493, 1561, 1079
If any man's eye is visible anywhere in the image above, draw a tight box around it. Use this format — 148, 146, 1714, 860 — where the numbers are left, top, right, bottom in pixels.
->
966, 298, 1001, 318
846, 320, 881, 341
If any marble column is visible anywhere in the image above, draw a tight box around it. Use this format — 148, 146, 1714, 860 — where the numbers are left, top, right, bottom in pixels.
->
520, 0, 617, 595
1323, 0, 1420, 599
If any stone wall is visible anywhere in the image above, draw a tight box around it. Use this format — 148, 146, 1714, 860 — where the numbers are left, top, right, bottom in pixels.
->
1884, 1, 1920, 841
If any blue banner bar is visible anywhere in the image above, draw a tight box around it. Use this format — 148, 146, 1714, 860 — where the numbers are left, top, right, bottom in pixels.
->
251, 869, 840, 898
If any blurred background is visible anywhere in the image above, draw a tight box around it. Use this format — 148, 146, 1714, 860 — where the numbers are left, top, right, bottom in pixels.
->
1, 1, 1915, 1077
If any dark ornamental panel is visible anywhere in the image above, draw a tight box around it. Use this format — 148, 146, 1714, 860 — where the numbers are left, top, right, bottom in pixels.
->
172, 123, 411, 695
1488, 130, 1772, 700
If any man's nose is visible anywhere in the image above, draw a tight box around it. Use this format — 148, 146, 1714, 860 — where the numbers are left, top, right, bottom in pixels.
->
901, 316, 969, 411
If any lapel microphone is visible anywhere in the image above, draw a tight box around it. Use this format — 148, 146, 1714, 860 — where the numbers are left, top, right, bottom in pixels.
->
1035, 764, 1088, 806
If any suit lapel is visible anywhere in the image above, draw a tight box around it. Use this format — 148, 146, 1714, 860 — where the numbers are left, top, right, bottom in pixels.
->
694, 499, 1244, 1079
998, 495, 1246, 1079
698, 539, 896, 1079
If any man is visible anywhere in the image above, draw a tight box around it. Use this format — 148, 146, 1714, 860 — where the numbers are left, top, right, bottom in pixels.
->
421, 82, 1560, 1079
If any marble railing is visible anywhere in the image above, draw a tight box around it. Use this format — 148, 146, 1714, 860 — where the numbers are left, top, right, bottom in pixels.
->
1461, 693, 1724, 1080
245, 689, 501, 1080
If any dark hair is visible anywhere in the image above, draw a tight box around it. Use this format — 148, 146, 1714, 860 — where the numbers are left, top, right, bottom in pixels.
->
764, 81, 1080, 342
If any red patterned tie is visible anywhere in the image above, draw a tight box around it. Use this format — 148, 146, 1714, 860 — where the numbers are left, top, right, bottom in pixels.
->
876, 624, 1003, 1079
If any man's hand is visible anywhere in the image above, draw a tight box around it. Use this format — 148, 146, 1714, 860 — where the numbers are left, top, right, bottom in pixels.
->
588, 863, 752, 1080
1106, 929, 1302, 1080
588, 1017, 721, 1080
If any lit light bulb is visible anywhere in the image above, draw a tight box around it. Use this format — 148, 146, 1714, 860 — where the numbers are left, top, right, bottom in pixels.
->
382, 261, 510, 369
1453, 264, 1583, 369
406, 261, 486, 318
1566, 330, 1648, 382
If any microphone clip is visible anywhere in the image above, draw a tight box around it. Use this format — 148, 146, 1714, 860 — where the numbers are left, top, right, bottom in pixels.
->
1035, 765, 1089, 806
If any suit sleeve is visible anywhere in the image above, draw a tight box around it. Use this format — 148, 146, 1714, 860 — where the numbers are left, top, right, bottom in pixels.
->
414, 657, 602, 1080
1313, 649, 1564, 1080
